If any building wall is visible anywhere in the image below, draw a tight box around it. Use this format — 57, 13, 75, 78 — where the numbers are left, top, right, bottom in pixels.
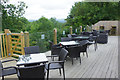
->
92, 21, 119, 35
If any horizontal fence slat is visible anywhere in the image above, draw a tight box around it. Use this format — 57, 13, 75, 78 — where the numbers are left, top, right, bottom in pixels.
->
0, 30, 29, 59
12, 42, 21, 45
11, 38, 20, 40
12, 46, 22, 49
0, 33, 5, 36
11, 33, 22, 36
12, 54, 19, 57
12, 50, 22, 54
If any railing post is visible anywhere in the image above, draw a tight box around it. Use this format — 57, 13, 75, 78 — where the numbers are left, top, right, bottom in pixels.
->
86, 25, 89, 32
70, 26, 72, 34
4, 29, 11, 57
24, 31, 29, 47
53, 28, 57, 45
80, 26, 82, 33
2, 34, 6, 58
0, 34, 3, 58
21, 31, 25, 55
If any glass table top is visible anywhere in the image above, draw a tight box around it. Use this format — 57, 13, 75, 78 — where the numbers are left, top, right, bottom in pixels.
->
17, 53, 48, 66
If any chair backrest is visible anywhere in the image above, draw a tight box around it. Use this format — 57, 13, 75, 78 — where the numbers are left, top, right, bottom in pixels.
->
71, 34, 78, 37
89, 34, 94, 41
48, 40, 53, 50
0, 60, 3, 68
78, 40, 88, 52
61, 37, 72, 42
67, 46, 80, 58
81, 32, 91, 36
93, 30, 98, 36
24, 46, 40, 54
78, 40, 88, 46
67, 34, 72, 38
59, 48, 68, 61
105, 30, 110, 34
17, 64, 45, 79
0, 60, 2, 71
51, 44, 63, 55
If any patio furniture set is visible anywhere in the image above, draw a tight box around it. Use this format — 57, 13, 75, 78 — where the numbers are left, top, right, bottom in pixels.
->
0, 46, 68, 80
0, 30, 109, 80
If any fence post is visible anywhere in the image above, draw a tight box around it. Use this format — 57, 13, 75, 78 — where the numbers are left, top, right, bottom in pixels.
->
21, 31, 25, 55
70, 26, 72, 34
4, 29, 11, 57
0, 34, 3, 58
24, 31, 29, 47
2, 34, 6, 58
53, 28, 57, 45
80, 26, 82, 33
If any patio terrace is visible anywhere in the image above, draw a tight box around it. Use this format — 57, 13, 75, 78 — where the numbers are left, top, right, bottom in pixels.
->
1, 36, 118, 79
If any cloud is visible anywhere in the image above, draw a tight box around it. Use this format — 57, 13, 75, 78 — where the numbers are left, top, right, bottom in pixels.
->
9, 0, 82, 20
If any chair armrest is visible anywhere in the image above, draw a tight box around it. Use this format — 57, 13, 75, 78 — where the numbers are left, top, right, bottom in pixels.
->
2, 59, 18, 63
48, 61, 64, 65
2, 66, 17, 70
49, 61, 64, 63
46, 55, 59, 58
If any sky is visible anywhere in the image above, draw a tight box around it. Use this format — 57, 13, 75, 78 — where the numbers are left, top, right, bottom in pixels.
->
8, 0, 83, 20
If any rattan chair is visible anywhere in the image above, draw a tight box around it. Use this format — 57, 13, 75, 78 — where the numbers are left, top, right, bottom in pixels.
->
78, 40, 88, 57
45, 48, 68, 80
24, 46, 40, 54
67, 45, 81, 65
88, 34, 97, 51
0, 59, 17, 80
17, 64, 45, 80
61, 37, 72, 42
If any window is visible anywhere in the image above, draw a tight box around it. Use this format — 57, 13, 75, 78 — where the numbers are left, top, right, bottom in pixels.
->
100, 26, 104, 31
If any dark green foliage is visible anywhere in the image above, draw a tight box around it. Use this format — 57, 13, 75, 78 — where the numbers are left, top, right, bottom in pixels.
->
2, 0, 28, 32
28, 17, 68, 52
3, 1, 119, 52
66, 2, 120, 31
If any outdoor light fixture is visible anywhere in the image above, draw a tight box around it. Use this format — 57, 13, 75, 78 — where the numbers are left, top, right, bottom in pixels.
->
75, 29, 77, 33
63, 31, 65, 35
41, 34, 45, 39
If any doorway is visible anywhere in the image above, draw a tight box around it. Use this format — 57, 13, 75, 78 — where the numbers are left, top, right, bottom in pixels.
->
110, 26, 116, 35
100, 26, 104, 31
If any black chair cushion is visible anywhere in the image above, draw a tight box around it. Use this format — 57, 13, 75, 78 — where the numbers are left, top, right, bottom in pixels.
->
2, 68, 16, 76
51, 44, 62, 55
61, 37, 72, 42
45, 63, 62, 70
68, 34, 72, 38
17, 65, 45, 79
93, 31, 98, 36
24, 46, 40, 54
97, 33, 108, 44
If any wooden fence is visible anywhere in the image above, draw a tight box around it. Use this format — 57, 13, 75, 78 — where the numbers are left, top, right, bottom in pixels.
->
0, 29, 29, 59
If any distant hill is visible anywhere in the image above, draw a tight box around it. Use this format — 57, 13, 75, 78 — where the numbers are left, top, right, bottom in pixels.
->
56, 19, 66, 23
28, 20, 36, 22
28, 19, 66, 23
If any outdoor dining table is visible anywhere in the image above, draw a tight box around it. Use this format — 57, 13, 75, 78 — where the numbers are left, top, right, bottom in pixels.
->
59, 41, 80, 46
72, 36, 89, 41
17, 53, 48, 66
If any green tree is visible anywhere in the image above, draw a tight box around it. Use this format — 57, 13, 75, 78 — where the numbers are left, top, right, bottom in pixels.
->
2, 0, 28, 32
66, 2, 120, 30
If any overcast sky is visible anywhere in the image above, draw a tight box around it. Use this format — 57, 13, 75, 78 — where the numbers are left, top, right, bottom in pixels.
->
8, 0, 83, 20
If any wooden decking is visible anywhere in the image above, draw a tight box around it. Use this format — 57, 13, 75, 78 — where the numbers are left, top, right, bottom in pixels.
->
1, 36, 118, 79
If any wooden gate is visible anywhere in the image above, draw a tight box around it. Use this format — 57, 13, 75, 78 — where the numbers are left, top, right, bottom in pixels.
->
0, 29, 29, 59
10, 32, 25, 57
